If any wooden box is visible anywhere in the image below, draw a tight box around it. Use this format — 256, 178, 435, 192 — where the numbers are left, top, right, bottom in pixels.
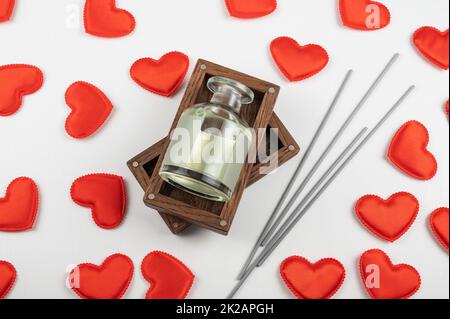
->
140, 59, 287, 234
127, 112, 299, 234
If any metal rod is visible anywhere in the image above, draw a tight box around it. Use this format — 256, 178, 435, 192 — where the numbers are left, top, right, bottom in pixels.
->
228, 128, 368, 299
227, 86, 415, 299
257, 85, 415, 267
259, 53, 400, 247
243, 127, 367, 273
235, 70, 353, 280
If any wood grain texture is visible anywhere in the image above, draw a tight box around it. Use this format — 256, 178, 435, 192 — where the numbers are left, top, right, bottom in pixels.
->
127, 112, 299, 234
139, 59, 293, 235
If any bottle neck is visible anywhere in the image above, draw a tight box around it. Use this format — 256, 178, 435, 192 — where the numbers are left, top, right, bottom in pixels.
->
210, 86, 242, 113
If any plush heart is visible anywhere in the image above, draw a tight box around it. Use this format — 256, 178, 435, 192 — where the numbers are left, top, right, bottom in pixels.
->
0, 261, 16, 299
0, 177, 39, 232
355, 192, 419, 242
388, 121, 437, 180
0, 0, 15, 22
429, 208, 449, 252
225, 0, 277, 19
270, 37, 329, 82
339, 0, 390, 31
360, 249, 421, 299
84, 0, 135, 38
70, 173, 126, 229
69, 254, 134, 299
0, 64, 44, 116
141, 251, 194, 299
413, 27, 449, 70
130, 52, 189, 97
445, 100, 449, 117
65, 81, 113, 139
280, 256, 345, 299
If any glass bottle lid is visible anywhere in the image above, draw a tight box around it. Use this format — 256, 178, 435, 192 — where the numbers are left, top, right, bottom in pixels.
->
207, 76, 254, 112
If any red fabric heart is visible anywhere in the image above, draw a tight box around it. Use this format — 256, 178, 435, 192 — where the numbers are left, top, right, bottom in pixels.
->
388, 121, 437, 181
429, 208, 449, 252
0, 177, 39, 232
0, 64, 44, 116
84, 0, 135, 38
280, 256, 345, 299
270, 37, 329, 82
339, 0, 390, 31
69, 254, 134, 299
71, 174, 126, 229
65, 81, 113, 139
0, 261, 16, 299
0, 0, 15, 22
355, 192, 419, 242
413, 27, 449, 70
360, 249, 421, 299
225, 0, 277, 19
141, 251, 194, 299
130, 52, 189, 97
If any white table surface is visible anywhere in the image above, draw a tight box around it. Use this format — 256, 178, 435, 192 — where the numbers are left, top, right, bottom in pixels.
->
0, 0, 448, 299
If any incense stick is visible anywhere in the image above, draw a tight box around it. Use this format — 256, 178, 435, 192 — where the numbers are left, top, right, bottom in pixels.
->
257, 85, 415, 267
259, 53, 400, 247
236, 70, 353, 280
228, 128, 368, 298
227, 86, 415, 299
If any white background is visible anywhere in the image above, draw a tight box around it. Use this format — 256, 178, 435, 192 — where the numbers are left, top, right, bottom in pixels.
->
0, 0, 448, 299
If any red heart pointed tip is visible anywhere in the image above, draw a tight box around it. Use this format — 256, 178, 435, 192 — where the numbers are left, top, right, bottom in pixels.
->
0, 64, 44, 116
355, 192, 419, 242
70, 253, 134, 299
130, 52, 189, 97
84, 0, 136, 38
70, 173, 126, 229
360, 249, 421, 299
0, 177, 39, 232
339, 0, 391, 31
270, 36, 329, 82
430, 208, 449, 252
0, 0, 15, 22
388, 120, 437, 181
141, 251, 195, 299
280, 256, 346, 299
225, 0, 277, 19
413, 27, 449, 70
0, 260, 16, 299
65, 81, 113, 139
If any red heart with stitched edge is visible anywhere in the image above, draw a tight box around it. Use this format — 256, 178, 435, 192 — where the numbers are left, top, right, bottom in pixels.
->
339, 0, 390, 31
430, 208, 449, 252
70, 174, 126, 229
141, 251, 195, 299
280, 256, 345, 299
130, 52, 189, 97
360, 249, 421, 299
69, 254, 134, 299
270, 37, 329, 82
0, 0, 15, 22
388, 121, 437, 180
0, 261, 16, 299
65, 81, 113, 139
355, 192, 419, 242
225, 0, 277, 19
84, 0, 135, 38
413, 27, 449, 70
0, 177, 39, 232
0, 64, 44, 116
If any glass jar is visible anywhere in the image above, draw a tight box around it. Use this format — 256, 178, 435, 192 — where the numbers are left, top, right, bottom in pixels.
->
159, 76, 254, 202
